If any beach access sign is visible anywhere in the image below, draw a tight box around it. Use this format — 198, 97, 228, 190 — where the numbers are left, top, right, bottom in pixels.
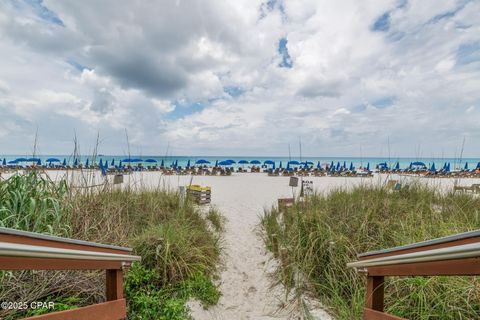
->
301, 180, 314, 196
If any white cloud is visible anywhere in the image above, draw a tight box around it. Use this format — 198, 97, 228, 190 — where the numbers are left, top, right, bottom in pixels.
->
0, 0, 479, 156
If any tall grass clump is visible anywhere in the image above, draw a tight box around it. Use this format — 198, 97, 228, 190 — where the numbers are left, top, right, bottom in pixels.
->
0, 172, 223, 319
261, 184, 480, 319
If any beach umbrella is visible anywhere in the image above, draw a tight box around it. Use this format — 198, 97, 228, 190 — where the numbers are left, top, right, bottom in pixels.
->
186, 160, 191, 168
464, 162, 469, 170
99, 159, 103, 167
175, 160, 178, 167
160, 159, 164, 167
170, 161, 175, 168
412, 161, 425, 167
85, 158, 89, 167
430, 163, 436, 172
279, 161, 283, 168
195, 159, 210, 165
74, 158, 78, 166
264, 160, 275, 166
349, 162, 354, 171
446, 162, 451, 172
366, 162, 370, 171
144, 159, 157, 163
46, 158, 60, 162
409, 162, 413, 169
37, 159, 41, 165
330, 161, 334, 169
286, 162, 290, 170
225, 159, 236, 164
238, 160, 249, 164
336, 162, 340, 170
218, 160, 231, 166
477, 162, 480, 169
2, 158, 6, 166
104, 162, 108, 169
111, 159, 115, 166
250, 160, 261, 165
395, 162, 400, 170
14, 158, 27, 162
119, 160, 123, 168
288, 160, 300, 165
317, 161, 321, 169
62, 158, 66, 166
214, 160, 218, 166
8, 160, 17, 164
343, 161, 347, 169
100, 165, 107, 176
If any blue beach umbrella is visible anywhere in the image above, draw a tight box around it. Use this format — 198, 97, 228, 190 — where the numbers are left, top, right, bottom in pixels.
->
14, 158, 27, 162
349, 162, 354, 171
476, 162, 480, 169
286, 162, 290, 170
264, 160, 275, 166
250, 160, 261, 165
279, 161, 283, 168
215, 160, 218, 167
85, 158, 89, 167
175, 160, 178, 167
336, 162, 340, 170
412, 161, 425, 167
62, 159, 67, 166
119, 160, 123, 168
366, 162, 370, 171
317, 161, 321, 169
74, 158, 78, 166
37, 159, 41, 165
343, 161, 347, 169
330, 161, 334, 169
2, 158, 6, 166
430, 163, 436, 172
99, 159, 103, 167
225, 159, 236, 164
238, 160, 249, 164
288, 160, 300, 165
195, 159, 210, 165
145, 159, 157, 163
395, 162, 400, 170
446, 163, 451, 172
160, 159, 164, 167
8, 160, 17, 164
111, 159, 115, 166
104, 162, 108, 169
464, 162, 469, 170
186, 160, 191, 168
218, 160, 231, 166
46, 158, 60, 163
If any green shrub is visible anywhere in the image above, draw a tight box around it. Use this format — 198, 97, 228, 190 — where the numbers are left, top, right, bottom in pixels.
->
261, 184, 480, 319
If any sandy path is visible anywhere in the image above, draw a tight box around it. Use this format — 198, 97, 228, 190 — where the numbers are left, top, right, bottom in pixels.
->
4, 170, 479, 319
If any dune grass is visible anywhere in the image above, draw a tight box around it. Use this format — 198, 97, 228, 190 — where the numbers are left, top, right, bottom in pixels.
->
0, 172, 223, 319
261, 184, 480, 319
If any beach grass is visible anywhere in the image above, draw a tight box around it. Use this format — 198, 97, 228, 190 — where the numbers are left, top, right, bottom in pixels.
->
0, 172, 223, 319
261, 184, 480, 319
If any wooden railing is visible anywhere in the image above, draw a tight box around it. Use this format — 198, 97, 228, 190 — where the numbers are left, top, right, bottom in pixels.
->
347, 229, 480, 320
0, 227, 141, 320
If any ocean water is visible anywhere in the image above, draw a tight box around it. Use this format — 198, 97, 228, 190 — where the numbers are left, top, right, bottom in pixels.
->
1, 155, 479, 170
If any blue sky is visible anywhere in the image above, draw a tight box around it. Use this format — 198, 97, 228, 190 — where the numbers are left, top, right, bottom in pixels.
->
0, 0, 479, 157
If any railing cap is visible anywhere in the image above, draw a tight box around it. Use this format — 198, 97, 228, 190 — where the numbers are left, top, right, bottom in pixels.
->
358, 229, 480, 258
0, 227, 132, 252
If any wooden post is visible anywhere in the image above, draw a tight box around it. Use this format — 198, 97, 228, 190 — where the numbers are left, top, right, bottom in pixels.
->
106, 269, 124, 301
366, 275, 384, 312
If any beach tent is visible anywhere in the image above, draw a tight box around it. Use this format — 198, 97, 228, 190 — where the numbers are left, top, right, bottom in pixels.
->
464, 162, 469, 170
144, 159, 157, 163
85, 159, 89, 167
195, 159, 210, 165
111, 159, 115, 166
250, 160, 261, 164
186, 160, 191, 168
62, 159, 67, 166
238, 160, 249, 164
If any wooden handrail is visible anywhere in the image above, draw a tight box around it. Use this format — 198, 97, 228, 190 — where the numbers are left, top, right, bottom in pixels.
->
0, 228, 141, 320
348, 230, 480, 320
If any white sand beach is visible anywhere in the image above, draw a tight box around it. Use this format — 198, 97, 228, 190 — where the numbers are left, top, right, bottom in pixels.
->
2, 170, 479, 319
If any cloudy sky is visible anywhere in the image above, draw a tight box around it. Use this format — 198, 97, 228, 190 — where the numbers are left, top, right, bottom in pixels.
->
0, 0, 479, 157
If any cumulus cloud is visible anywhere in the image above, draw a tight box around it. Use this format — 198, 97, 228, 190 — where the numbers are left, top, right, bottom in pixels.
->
0, 0, 479, 156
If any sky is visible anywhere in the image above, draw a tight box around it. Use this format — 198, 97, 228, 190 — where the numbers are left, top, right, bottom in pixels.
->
0, 0, 479, 157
